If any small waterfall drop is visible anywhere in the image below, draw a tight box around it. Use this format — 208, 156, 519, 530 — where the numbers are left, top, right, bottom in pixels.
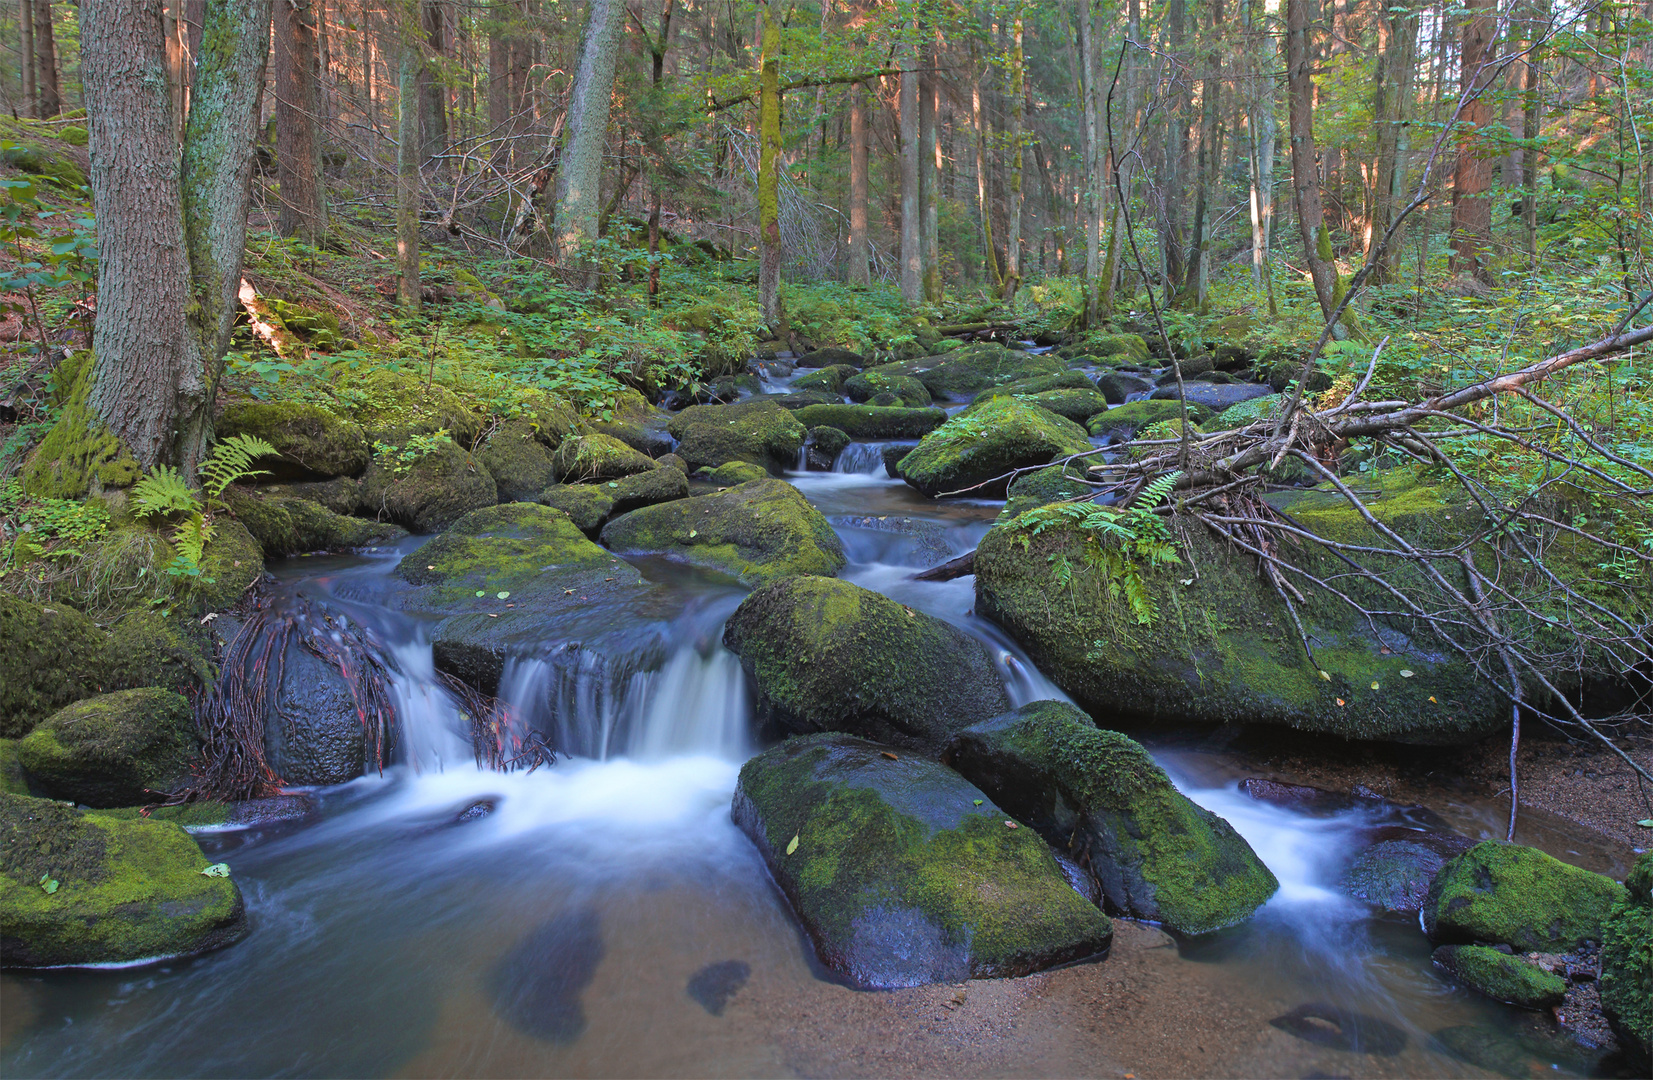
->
384, 637, 474, 773
832, 442, 896, 475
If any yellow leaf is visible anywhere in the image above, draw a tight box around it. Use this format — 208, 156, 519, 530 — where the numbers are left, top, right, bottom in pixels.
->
785, 834, 799, 855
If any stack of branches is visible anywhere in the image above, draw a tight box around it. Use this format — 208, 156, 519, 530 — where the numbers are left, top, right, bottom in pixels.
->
720, 123, 843, 281
437, 671, 558, 773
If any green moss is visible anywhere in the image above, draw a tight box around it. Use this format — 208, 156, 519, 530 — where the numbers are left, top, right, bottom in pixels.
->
1425, 841, 1626, 952
1600, 853, 1652, 1072
190, 518, 266, 613
944, 701, 1277, 934
601, 478, 843, 586
0, 141, 86, 188
844, 371, 932, 408
792, 364, 858, 395
707, 460, 770, 485
608, 465, 689, 514
86, 801, 234, 829
1008, 387, 1112, 424
733, 734, 1112, 987
224, 486, 405, 557
980, 371, 1099, 399
1085, 333, 1150, 363
395, 502, 630, 600
1432, 945, 1567, 1010
898, 396, 1093, 498
216, 401, 369, 479
722, 577, 1011, 753
340, 369, 482, 445
535, 484, 616, 536
788, 404, 946, 440
1087, 399, 1213, 439
667, 400, 806, 474
0, 739, 28, 795
16, 689, 195, 808
21, 352, 141, 499
863, 344, 1062, 401
0, 793, 246, 967
57, 126, 89, 147
360, 437, 498, 534
478, 419, 559, 502
551, 433, 658, 483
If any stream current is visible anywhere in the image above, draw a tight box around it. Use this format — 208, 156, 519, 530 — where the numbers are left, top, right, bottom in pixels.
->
0, 400, 1632, 1078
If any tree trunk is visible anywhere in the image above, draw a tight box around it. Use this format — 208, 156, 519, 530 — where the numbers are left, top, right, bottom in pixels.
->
757, 0, 784, 332
1244, 0, 1277, 310
21, 0, 36, 119
1285, 0, 1341, 323
552, 0, 626, 286
33, 0, 60, 118
847, 81, 870, 286
898, 39, 922, 305
398, 36, 421, 312
274, 0, 328, 245
1001, 6, 1024, 300
1449, 0, 1497, 282
66, 0, 270, 483
1182, 1, 1223, 309
971, 47, 1001, 293
1160, 0, 1190, 292
922, 68, 943, 303
1522, 18, 1544, 262
1369, 0, 1417, 284
419, 0, 449, 165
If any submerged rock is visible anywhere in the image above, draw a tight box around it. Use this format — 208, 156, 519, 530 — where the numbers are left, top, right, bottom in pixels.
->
897, 396, 1093, 499
16, 689, 196, 807
601, 479, 843, 587
732, 733, 1112, 988
723, 577, 1010, 754
216, 401, 369, 480
1423, 841, 1625, 953
487, 908, 604, 1043
1340, 827, 1474, 914
667, 400, 805, 474
943, 701, 1277, 934
686, 960, 750, 1016
1598, 852, 1651, 1073
1433, 944, 1567, 1010
0, 792, 247, 967
1268, 1002, 1407, 1056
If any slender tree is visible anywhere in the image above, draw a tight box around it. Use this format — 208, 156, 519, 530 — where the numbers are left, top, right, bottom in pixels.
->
1449, 0, 1499, 282
33, 0, 61, 119
1001, 4, 1025, 300
1285, 0, 1341, 324
275, 0, 330, 245
552, 0, 627, 285
757, 0, 785, 331
397, 29, 421, 312
899, 31, 922, 304
847, 81, 871, 285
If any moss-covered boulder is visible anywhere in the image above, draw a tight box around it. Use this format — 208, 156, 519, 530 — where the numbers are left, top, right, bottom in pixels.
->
844, 371, 933, 408
0, 598, 212, 738
479, 420, 559, 502
1086, 399, 1213, 440
863, 343, 1063, 401
732, 733, 1112, 989
666, 400, 806, 474
897, 396, 1093, 498
942, 701, 1277, 934
225, 486, 405, 557
796, 347, 867, 368
998, 462, 1094, 521
1601, 852, 1652, 1073
393, 504, 659, 693
788, 404, 947, 440
772, 390, 843, 411
1084, 333, 1150, 363
189, 518, 266, 614
551, 432, 656, 483
0, 740, 27, 795
601, 479, 843, 587
216, 402, 370, 479
1424, 841, 1626, 953
16, 689, 195, 808
982, 371, 1099, 399
535, 484, 616, 536
0, 140, 87, 188
0, 792, 247, 967
607, 465, 690, 515
707, 460, 770, 486
792, 364, 858, 395
723, 577, 1011, 753
262, 475, 362, 515
360, 437, 498, 534
1002, 387, 1112, 425
1431, 945, 1567, 1010
805, 426, 851, 470
341, 368, 482, 445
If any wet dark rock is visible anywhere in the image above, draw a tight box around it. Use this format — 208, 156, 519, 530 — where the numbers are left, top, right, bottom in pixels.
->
487, 908, 604, 1043
830, 513, 954, 568
805, 426, 851, 470
1430, 1024, 1609, 1079
882, 442, 917, 476
687, 959, 750, 1015
225, 794, 316, 828
1341, 827, 1474, 914
262, 632, 373, 785
1095, 371, 1154, 405
796, 347, 866, 369
732, 733, 1112, 989
478, 420, 559, 503
1268, 1002, 1407, 1056
224, 486, 406, 557
607, 465, 689, 515
1149, 381, 1273, 414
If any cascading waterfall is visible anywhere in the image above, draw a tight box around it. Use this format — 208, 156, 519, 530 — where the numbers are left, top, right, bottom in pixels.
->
831, 442, 896, 475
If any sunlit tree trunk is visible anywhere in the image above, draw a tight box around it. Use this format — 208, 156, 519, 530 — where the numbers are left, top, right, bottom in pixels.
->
757, 0, 785, 332
899, 33, 922, 305
1001, 6, 1024, 300
1286, 0, 1341, 324
275, 0, 329, 245
847, 81, 871, 286
1369, 0, 1417, 284
1078, 0, 1100, 324
971, 46, 1001, 293
397, 34, 421, 311
1449, 0, 1498, 282
922, 68, 943, 303
552, 0, 626, 286
1182, 0, 1223, 309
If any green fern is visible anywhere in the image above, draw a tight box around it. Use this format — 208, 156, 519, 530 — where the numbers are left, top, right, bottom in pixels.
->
131, 466, 201, 519
164, 511, 216, 579
200, 434, 278, 499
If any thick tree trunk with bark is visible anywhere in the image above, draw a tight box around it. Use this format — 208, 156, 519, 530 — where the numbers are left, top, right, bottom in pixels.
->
847, 82, 870, 286
552, 0, 626, 286
921, 69, 943, 303
398, 36, 421, 311
21, 0, 36, 118
419, 0, 449, 164
33, 0, 60, 119
757, 0, 784, 332
899, 41, 922, 305
1369, 0, 1418, 284
1285, 0, 1341, 324
1001, 8, 1025, 301
1449, 0, 1498, 282
274, 0, 329, 245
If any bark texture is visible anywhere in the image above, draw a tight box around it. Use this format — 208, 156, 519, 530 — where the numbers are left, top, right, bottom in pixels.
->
1285, 0, 1341, 323
1449, 0, 1498, 282
847, 82, 870, 286
33, 0, 61, 119
757, 0, 783, 331
899, 48, 922, 305
552, 0, 626, 285
398, 36, 421, 311
275, 0, 329, 245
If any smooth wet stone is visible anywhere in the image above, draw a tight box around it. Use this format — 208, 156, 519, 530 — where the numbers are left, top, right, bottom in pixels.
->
1268, 1002, 1408, 1056
486, 908, 604, 1043
1149, 380, 1274, 413
1341, 827, 1474, 914
732, 733, 1112, 989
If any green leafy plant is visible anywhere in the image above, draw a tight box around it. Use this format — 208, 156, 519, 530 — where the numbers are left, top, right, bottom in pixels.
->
372, 428, 450, 476
130, 434, 277, 580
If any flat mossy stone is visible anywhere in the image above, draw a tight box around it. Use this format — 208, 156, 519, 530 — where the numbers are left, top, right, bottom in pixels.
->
224, 486, 405, 557
0, 598, 211, 738
863, 345, 1062, 401
732, 733, 1112, 989
608, 465, 689, 514
535, 484, 616, 536
601, 478, 844, 587
360, 437, 498, 534
0, 792, 247, 967
1424, 841, 1626, 953
772, 391, 843, 411
666, 400, 806, 474
479, 420, 559, 502
708, 460, 770, 485
16, 689, 196, 808
1087, 399, 1213, 439
722, 577, 1011, 754
788, 404, 946, 440
844, 371, 932, 408
340, 368, 482, 445
1432, 945, 1567, 1010
796, 347, 866, 368
551, 433, 657, 483
943, 701, 1277, 934
216, 401, 370, 479
792, 364, 858, 395
805, 426, 851, 470
898, 396, 1093, 499
1006, 387, 1113, 424
1600, 852, 1652, 1073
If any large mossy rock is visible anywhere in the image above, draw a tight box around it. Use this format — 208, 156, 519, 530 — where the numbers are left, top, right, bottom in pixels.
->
732, 733, 1112, 988
865, 343, 1062, 401
608, 465, 690, 515
478, 420, 560, 502
341, 369, 482, 445
1087, 399, 1213, 440
551, 432, 657, 483
723, 577, 1011, 753
1431, 944, 1567, 1010
191, 518, 266, 614
0, 598, 211, 738
844, 371, 933, 408
360, 437, 498, 534
1000, 387, 1112, 425
535, 483, 616, 536
0, 793, 247, 967
897, 396, 1093, 498
1601, 853, 1652, 1074
225, 486, 405, 557
1095, 371, 1155, 405
16, 689, 195, 807
974, 478, 1527, 743
666, 400, 806, 474
601, 478, 843, 587
982, 371, 1099, 399
792, 364, 858, 395
788, 403, 947, 440
1423, 841, 1625, 953
943, 701, 1277, 934
393, 504, 659, 693
216, 402, 370, 479
999, 462, 1093, 520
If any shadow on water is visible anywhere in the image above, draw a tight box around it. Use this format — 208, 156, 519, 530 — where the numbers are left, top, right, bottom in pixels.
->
487, 908, 606, 1044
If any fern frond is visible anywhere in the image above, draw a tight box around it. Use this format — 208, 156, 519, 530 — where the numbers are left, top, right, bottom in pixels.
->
200, 434, 279, 498
131, 466, 201, 519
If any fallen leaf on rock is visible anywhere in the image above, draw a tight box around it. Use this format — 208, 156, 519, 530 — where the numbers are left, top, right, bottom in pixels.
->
200, 863, 231, 878
786, 834, 800, 855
